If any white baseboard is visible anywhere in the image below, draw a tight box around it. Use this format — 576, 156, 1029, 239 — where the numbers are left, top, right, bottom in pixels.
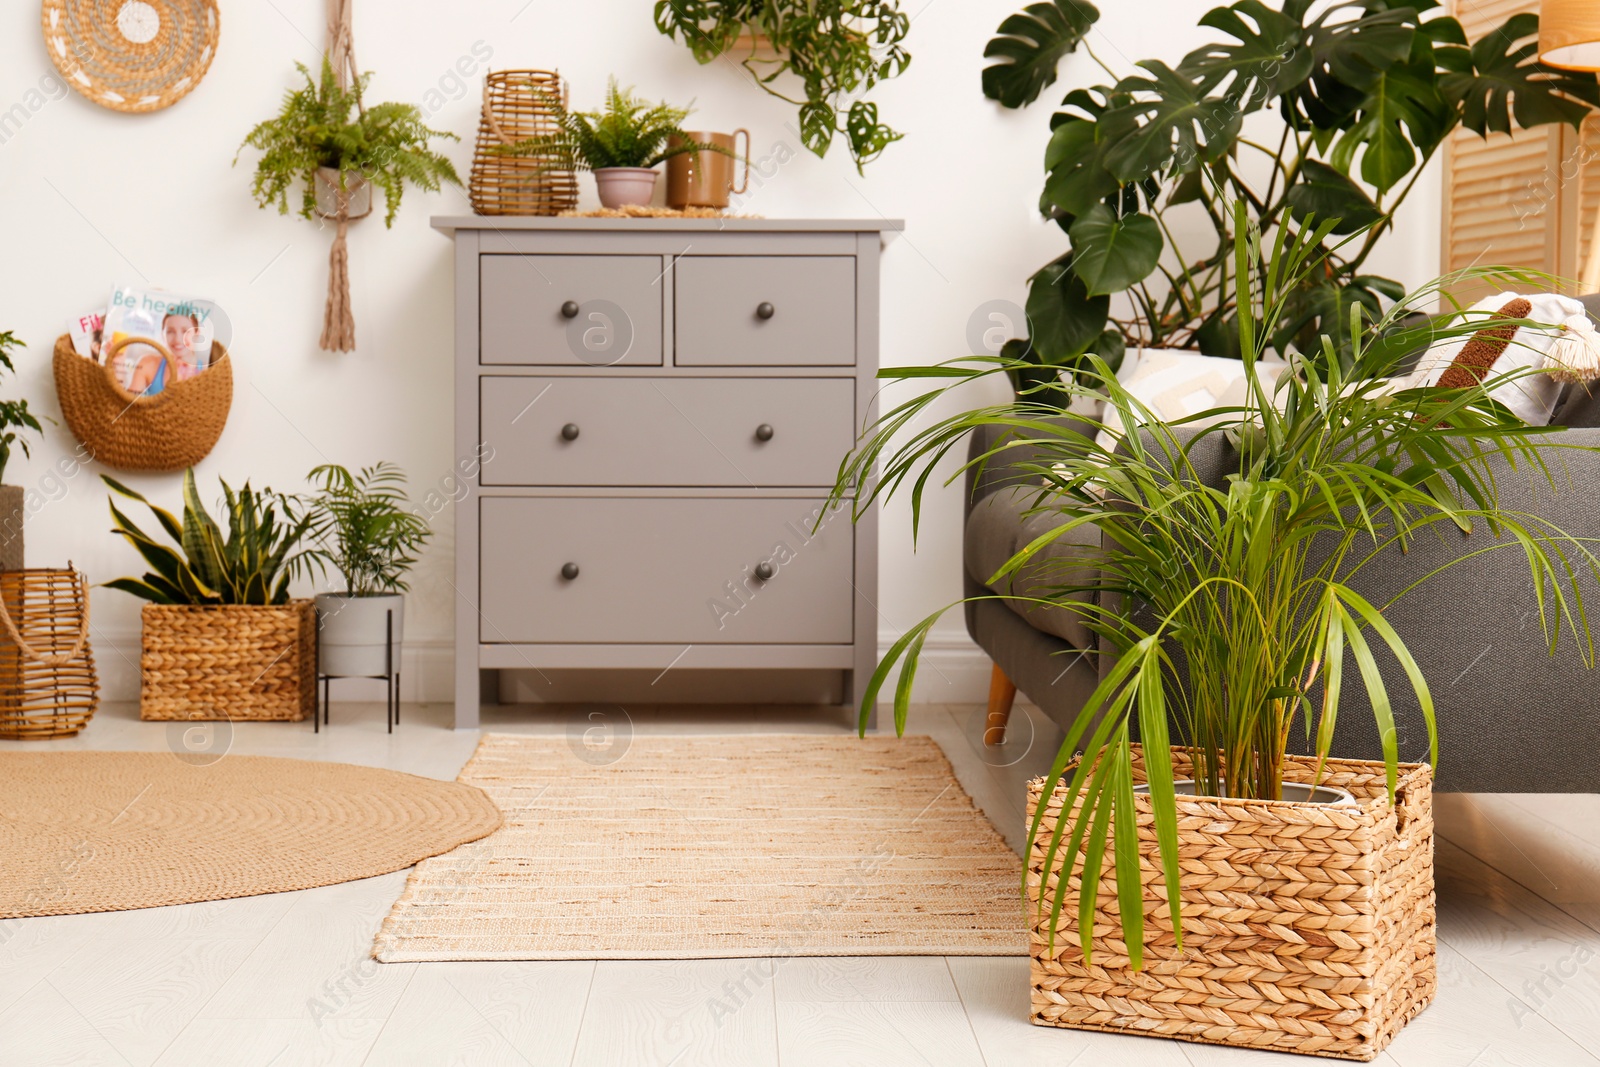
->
88, 631, 990, 707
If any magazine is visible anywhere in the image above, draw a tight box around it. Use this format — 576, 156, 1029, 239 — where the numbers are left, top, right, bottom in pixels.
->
101, 286, 220, 395
65, 309, 105, 362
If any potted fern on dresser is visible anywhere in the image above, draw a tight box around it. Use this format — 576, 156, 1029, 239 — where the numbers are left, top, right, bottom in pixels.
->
299, 463, 431, 679
105, 471, 317, 722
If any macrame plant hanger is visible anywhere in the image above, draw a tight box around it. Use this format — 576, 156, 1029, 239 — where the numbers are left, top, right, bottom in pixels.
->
322, 0, 361, 352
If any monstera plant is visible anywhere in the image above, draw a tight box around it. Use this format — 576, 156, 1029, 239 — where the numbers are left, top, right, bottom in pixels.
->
980, 0, 1600, 379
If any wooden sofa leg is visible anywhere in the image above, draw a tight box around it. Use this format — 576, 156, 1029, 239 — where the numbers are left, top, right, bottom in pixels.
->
985, 663, 1018, 746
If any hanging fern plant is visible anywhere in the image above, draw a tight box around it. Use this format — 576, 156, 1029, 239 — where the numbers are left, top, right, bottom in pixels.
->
653, 0, 911, 173
237, 58, 460, 228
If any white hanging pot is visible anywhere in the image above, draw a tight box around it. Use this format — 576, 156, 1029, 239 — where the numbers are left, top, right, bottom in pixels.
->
314, 593, 403, 678
314, 167, 373, 221
593, 167, 659, 209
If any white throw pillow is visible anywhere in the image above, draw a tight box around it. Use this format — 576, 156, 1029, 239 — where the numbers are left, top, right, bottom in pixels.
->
1401, 292, 1596, 426
1093, 349, 1288, 455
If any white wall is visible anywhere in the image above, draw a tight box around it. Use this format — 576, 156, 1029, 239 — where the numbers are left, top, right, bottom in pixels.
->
0, 0, 1441, 704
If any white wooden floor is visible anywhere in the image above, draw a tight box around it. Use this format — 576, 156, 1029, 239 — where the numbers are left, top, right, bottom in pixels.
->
2, 699, 1599, 1066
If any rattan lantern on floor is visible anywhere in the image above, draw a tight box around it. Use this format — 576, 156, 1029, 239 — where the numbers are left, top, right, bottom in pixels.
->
0, 568, 99, 739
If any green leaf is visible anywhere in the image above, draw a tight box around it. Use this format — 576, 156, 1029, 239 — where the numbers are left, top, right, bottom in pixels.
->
1439, 12, 1600, 136
1329, 60, 1451, 192
1041, 118, 1118, 219
101, 577, 175, 604
1178, 0, 1313, 109
1103, 61, 1243, 183
1285, 159, 1384, 235
1110, 733, 1146, 969
1026, 253, 1110, 362
1068, 205, 1163, 296
982, 0, 1100, 109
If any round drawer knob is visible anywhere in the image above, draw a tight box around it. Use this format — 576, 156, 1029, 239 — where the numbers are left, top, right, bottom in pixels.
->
754, 561, 776, 581
561, 300, 581, 319
560, 562, 580, 581
561, 423, 581, 441
755, 424, 775, 442
756, 301, 775, 320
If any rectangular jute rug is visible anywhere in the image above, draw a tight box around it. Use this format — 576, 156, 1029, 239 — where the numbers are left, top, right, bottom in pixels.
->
372, 733, 1025, 961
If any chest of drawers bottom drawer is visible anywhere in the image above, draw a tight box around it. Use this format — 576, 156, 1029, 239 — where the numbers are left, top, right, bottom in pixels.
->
479, 496, 854, 645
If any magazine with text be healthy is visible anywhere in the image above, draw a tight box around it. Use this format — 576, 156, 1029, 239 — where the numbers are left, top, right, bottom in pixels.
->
94, 286, 222, 396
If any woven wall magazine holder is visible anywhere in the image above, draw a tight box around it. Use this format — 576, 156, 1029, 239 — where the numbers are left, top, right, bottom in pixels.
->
53, 334, 232, 472
469, 70, 579, 216
0, 568, 99, 740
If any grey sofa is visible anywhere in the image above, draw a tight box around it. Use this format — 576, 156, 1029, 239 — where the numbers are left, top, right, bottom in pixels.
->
964, 319, 1600, 793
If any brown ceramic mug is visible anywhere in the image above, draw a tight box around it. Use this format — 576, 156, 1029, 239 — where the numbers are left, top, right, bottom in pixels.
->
666, 129, 750, 210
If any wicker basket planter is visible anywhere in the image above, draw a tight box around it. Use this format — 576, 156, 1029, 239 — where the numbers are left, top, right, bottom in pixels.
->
139, 601, 315, 722
1027, 747, 1435, 1061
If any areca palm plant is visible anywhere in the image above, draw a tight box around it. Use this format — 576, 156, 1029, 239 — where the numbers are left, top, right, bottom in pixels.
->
833, 207, 1600, 965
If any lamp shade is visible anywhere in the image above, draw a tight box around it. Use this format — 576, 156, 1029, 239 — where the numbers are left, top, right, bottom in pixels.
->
1540, 0, 1600, 72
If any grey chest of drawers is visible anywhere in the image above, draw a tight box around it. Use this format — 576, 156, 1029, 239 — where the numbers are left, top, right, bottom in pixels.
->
433, 217, 902, 728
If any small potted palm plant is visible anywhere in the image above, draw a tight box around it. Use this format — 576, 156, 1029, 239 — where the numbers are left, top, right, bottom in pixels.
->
300, 463, 430, 679
105, 470, 317, 721
0, 331, 45, 570
498, 78, 729, 208
834, 210, 1600, 1059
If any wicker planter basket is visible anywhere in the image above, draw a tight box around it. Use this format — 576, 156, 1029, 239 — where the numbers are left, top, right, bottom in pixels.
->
140, 601, 315, 722
469, 70, 579, 216
1028, 747, 1435, 1062
0, 569, 98, 739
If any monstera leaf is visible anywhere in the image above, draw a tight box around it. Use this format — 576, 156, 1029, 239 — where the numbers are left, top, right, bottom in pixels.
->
1328, 57, 1450, 192
983, 0, 1100, 109
1069, 205, 1164, 296
1178, 0, 1313, 109
1285, 160, 1383, 234
1290, 3, 1417, 130
1103, 61, 1242, 183
1026, 252, 1111, 362
1439, 12, 1600, 136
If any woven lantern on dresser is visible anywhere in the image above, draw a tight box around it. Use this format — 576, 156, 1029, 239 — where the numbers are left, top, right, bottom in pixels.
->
434, 217, 900, 727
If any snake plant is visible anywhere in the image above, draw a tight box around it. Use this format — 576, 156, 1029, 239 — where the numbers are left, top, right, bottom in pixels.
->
103, 470, 313, 606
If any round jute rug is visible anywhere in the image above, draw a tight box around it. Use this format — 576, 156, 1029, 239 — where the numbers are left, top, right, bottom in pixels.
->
0, 752, 502, 918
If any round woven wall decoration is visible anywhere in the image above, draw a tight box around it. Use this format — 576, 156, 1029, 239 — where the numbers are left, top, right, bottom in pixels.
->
41, 0, 220, 114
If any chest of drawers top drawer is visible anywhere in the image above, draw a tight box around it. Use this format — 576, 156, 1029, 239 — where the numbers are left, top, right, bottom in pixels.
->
480, 376, 856, 488
480, 254, 664, 367
675, 256, 856, 367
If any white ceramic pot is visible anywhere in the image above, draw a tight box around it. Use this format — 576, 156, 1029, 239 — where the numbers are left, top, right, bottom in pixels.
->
593, 167, 659, 209
1136, 779, 1357, 806
314, 167, 372, 220
314, 593, 403, 678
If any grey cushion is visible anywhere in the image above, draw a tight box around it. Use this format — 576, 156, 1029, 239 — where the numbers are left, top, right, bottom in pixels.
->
964, 485, 1099, 649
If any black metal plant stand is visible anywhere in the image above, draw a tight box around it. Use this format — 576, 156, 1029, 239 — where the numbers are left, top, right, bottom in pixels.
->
315, 608, 400, 733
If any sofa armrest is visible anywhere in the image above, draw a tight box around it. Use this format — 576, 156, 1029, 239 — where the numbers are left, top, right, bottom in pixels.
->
964, 416, 1096, 524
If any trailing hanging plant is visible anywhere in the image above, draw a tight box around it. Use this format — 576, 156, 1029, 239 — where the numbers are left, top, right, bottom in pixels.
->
832, 209, 1600, 965
104, 470, 314, 606
299, 462, 431, 597
977, 0, 1600, 383
653, 0, 911, 173
236, 58, 460, 228
497, 78, 727, 172
0, 332, 45, 485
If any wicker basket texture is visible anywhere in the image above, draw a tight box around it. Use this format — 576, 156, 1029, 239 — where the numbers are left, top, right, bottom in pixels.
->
1028, 747, 1436, 1061
53, 334, 232, 473
469, 70, 579, 216
0, 569, 99, 739
139, 601, 315, 722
